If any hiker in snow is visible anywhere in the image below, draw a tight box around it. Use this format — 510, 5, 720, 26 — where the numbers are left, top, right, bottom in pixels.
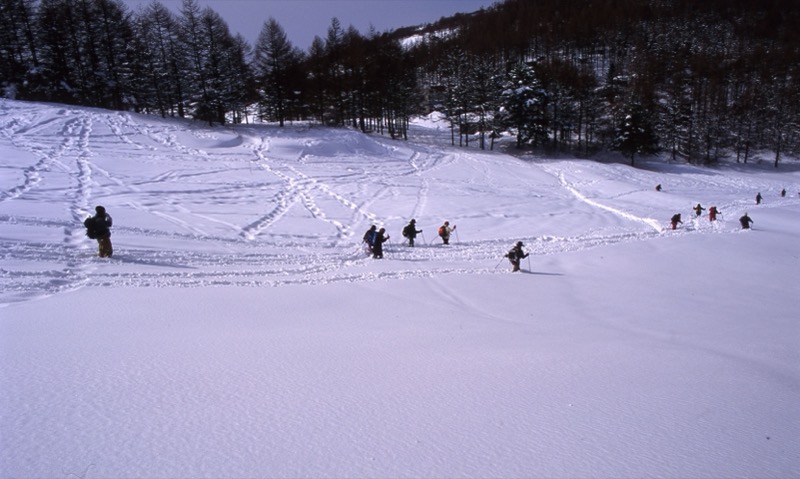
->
84, 205, 113, 257
362, 225, 377, 254
372, 228, 390, 259
505, 241, 529, 272
781, 188, 786, 197
402, 219, 422, 247
655, 184, 662, 192
708, 206, 720, 222
438, 221, 456, 245
739, 213, 754, 230
670, 213, 683, 230
693, 203, 705, 217
756, 192, 762, 205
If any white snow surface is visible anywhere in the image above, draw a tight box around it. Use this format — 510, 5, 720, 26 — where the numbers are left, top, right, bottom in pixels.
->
1, 100, 798, 478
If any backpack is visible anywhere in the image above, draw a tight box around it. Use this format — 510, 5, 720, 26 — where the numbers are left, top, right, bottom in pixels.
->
402, 225, 412, 238
507, 248, 518, 261
438, 225, 446, 237
84, 217, 98, 239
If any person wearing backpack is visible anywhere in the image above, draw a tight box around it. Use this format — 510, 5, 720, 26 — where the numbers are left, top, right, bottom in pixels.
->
670, 213, 682, 230
693, 203, 705, 217
362, 225, 377, 254
84, 205, 113, 257
739, 212, 754, 230
372, 228, 390, 259
708, 206, 720, 221
438, 221, 456, 244
402, 219, 422, 247
505, 241, 529, 272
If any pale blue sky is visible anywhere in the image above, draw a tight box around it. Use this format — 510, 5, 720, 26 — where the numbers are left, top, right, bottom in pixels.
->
122, 0, 497, 50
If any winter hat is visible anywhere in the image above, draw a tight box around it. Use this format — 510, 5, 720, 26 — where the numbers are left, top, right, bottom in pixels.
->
95, 205, 105, 214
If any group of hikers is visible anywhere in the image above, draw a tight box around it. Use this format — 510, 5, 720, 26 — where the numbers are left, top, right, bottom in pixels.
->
362, 219, 457, 257
82, 206, 530, 271
85, 183, 786, 269
362, 219, 529, 272
669, 203, 753, 231
664, 188, 782, 231
362, 219, 458, 256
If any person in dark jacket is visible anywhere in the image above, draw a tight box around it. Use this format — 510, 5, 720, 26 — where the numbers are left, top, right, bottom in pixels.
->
756, 192, 762, 205
372, 228, 390, 259
362, 225, 377, 254
84, 205, 113, 257
505, 241, 529, 272
670, 213, 683, 230
402, 219, 422, 247
739, 213, 754, 229
693, 203, 705, 217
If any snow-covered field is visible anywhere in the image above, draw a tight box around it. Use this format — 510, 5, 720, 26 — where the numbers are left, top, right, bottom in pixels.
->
1, 99, 798, 478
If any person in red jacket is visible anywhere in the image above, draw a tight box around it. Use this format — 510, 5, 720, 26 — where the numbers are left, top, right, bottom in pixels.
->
708, 206, 720, 221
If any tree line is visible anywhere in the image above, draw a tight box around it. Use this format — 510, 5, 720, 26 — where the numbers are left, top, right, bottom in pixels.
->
2, 0, 798, 166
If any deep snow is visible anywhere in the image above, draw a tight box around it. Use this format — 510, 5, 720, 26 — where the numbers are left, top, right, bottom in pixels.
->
1, 99, 798, 478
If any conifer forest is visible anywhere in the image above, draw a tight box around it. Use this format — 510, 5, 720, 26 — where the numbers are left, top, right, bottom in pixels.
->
2, 0, 798, 166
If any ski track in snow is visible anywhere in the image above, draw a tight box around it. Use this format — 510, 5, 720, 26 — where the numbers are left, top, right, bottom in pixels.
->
550, 168, 665, 233
1, 103, 794, 306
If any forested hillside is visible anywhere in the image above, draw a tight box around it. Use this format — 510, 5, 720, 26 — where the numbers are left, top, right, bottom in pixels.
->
2, 0, 797, 165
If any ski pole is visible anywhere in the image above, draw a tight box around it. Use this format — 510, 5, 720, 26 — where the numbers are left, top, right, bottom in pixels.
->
455, 229, 460, 243
420, 231, 426, 244
494, 257, 505, 269
527, 255, 531, 271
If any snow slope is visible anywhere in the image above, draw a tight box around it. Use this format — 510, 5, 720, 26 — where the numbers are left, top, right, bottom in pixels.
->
1, 100, 798, 478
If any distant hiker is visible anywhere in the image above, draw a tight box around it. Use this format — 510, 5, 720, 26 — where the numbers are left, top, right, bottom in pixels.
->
756, 192, 762, 205
438, 221, 456, 245
505, 241, 529, 272
362, 225, 377, 254
693, 203, 705, 217
372, 228, 390, 259
84, 205, 113, 257
402, 219, 422, 247
781, 188, 786, 198
655, 184, 662, 192
739, 213, 754, 230
708, 206, 720, 222
670, 213, 683, 230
